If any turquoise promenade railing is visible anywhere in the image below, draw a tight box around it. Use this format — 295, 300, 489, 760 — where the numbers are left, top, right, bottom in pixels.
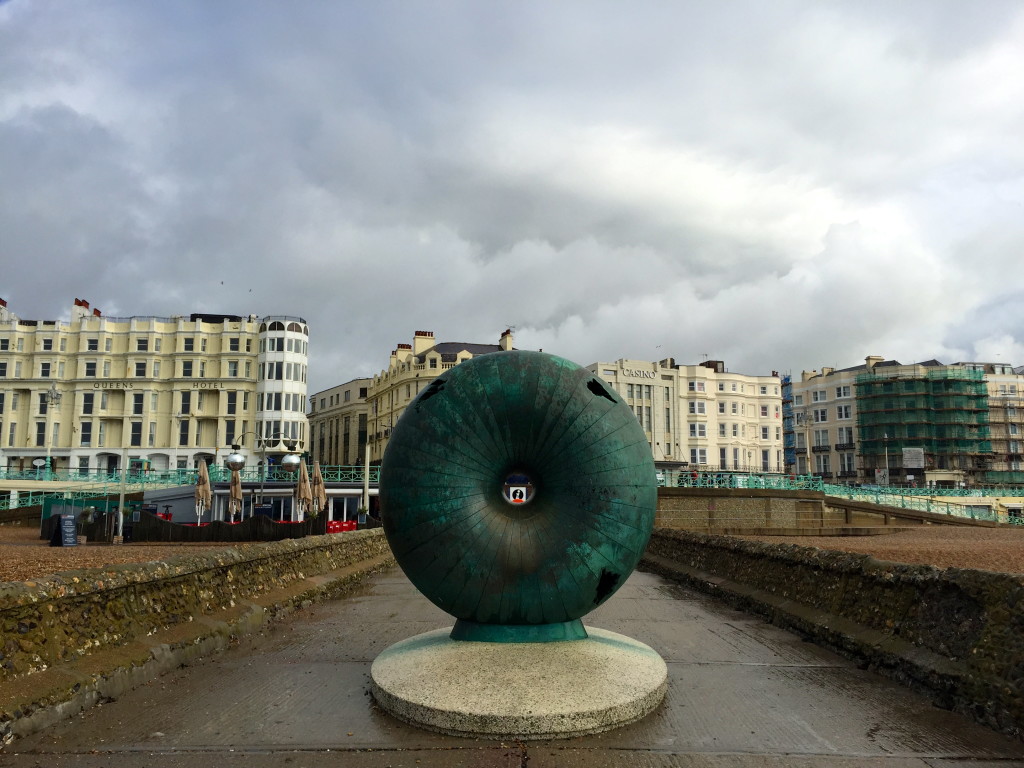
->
0, 465, 381, 513
666, 471, 1024, 525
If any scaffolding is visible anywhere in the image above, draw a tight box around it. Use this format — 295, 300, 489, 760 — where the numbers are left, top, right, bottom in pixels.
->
855, 368, 992, 475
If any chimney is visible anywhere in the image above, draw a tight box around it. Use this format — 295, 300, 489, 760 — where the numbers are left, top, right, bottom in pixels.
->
412, 330, 435, 356
71, 298, 91, 321
93, 308, 102, 317
0, 298, 6, 308
499, 328, 513, 351
865, 355, 884, 370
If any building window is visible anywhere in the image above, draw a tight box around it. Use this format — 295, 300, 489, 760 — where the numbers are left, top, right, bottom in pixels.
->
0, 393, 4, 413
814, 428, 829, 447
183, 337, 194, 352
759, 385, 767, 395
42, 338, 53, 351
135, 361, 146, 377
155, 338, 161, 352
38, 393, 48, 415
688, 423, 706, 437
133, 393, 144, 415
815, 454, 830, 474
227, 391, 237, 415
85, 362, 96, 377
104, 338, 112, 352
36, 421, 46, 447
80, 422, 92, 447
182, 361, 193, 377
689, 448, 707, 465
762, 449, 770, 471
103, 360, 111, 377
40, 362, 51, 378
688, 401, 706, 415
127, 421, 141, 446
836, 385, 851, 398
137, 338, 149, 352
7, 422, 15, 446
688, 381, 705, 392
228, 361, 239, 377
199, 360, 206, 377
181, 392, 191, 415
153, 361, 161, 377
148, 421, 156, 447
0, 339, 7, 351
839, 453, 855, 474
225, 419, 236, 446
760, 405, 769, 417
87, 338, 98, 351
179, 419, 189, 446
82, 393, 94, 414
229, 337, 240, 352
836, 405, 851, 420
838, 426, 854, 444
761, 426, 769, 440
813, 408, 828, 423
812, 390, 826, 402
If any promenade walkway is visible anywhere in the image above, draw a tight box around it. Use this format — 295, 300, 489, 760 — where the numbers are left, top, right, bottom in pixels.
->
2, 567, 1023, 767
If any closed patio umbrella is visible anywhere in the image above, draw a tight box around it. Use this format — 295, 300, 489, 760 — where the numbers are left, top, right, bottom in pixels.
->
296, 459, 313, 522
194, 460, 212, 524
310, 461, 327, 518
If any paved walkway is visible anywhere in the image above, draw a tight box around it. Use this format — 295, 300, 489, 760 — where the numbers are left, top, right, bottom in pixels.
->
2, 567, 1023, 767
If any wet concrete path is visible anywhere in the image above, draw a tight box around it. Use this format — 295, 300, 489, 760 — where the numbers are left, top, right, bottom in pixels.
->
2, 567, 1023, 767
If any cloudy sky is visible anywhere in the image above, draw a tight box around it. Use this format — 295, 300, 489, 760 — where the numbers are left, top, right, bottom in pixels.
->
2, 1, 1023, 395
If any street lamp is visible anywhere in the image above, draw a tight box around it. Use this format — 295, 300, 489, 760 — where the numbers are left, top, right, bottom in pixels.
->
230, 432, 299, 513
43, 383, 62, 481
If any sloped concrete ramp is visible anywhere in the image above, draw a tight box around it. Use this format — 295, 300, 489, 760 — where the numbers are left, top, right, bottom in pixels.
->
2, 568, 1023, 766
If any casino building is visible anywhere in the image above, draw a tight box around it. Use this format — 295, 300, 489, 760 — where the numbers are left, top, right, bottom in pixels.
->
588, 357, 784, 474
0, 297, 309, 474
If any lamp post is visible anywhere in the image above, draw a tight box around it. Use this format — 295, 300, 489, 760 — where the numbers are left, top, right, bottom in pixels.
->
225, 450, 246, 521
43, 383, 62, 481
280, 452, 301, 521
883, 432, 890, 487
229, 432, 299, 516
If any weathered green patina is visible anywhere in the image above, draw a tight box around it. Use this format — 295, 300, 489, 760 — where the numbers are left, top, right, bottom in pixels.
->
379, 350, 656, 642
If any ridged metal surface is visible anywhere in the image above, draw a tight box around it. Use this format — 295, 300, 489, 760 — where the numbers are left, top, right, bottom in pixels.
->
379, 350, 656, 627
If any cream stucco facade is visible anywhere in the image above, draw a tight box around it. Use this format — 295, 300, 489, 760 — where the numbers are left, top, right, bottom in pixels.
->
307, 378, 371, 466
0, 298, 309, 474
366, 329, 514, 463
589, 358, 784, 472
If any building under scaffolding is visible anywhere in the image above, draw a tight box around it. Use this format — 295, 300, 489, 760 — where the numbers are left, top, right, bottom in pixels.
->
856, 365, 991, 485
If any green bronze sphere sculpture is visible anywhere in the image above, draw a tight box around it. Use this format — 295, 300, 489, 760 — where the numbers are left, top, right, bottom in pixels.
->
379, 350, 657, 642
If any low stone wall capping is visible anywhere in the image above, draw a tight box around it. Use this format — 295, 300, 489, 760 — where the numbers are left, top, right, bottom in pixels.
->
656, 487, 829, 529
0, 529, 392, 684
642, 529, 1024, 741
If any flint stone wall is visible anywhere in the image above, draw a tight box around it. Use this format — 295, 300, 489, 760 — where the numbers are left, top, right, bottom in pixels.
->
643, 529, 1024, 740
0, 529, 391, 684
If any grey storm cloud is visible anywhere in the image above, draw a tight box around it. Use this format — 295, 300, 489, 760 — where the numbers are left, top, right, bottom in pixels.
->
2, 0, 1024, 393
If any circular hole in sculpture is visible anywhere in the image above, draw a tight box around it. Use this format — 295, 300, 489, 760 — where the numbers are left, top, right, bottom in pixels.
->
502, 471, 535, 506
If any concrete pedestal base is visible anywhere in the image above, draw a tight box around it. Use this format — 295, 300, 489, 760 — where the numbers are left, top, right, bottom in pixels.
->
369, 626, 667, 740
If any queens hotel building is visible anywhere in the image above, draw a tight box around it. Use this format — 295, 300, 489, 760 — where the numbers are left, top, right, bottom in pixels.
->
0, 298, 309, 474
587, 358, 784, 473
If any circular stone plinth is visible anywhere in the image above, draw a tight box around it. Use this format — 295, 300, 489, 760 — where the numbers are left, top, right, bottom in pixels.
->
369, 627, 668, 740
